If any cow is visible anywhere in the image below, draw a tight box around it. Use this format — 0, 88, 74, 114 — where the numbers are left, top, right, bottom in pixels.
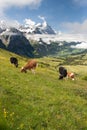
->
59, 66, 67, 79
20, 59, 37, 74
10, 57, 18, 67
67, 72, 75, 80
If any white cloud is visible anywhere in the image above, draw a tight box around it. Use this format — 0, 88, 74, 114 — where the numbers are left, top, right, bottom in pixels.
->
0, 19, 20, 29
74, 0, 87, 6
0, 0, 43, 20
24, 19, 36, 27
61, 20, 87, 34
71, 42, 87, 49
0, 0, 43, 9
38, 15, 46, 22
7, 20, 20, 28
0, 0, 43, 28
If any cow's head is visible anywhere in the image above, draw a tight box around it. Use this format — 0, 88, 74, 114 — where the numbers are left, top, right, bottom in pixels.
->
15, 63, 18, 68
67, 72, 75, 80
20, 67, 27, 73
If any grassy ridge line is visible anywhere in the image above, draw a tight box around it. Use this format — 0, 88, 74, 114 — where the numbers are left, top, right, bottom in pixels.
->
0, 49, 87, 130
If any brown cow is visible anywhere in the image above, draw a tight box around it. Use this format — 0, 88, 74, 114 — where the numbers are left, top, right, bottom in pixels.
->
21, 59, 38, 73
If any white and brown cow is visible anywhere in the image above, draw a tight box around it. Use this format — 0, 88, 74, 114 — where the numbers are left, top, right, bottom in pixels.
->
21, 59, 38, 74
67, 72, 75, 80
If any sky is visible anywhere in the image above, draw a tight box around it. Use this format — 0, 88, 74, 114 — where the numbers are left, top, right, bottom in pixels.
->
0, 0, 87, 34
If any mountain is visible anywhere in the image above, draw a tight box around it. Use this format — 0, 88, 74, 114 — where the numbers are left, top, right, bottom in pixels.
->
0, 20, 57, 57
1, 27, 23, 36
0, 20, 8, 30
31, 39, 86, 57
19, 21, 56, 34
0, 28, 34, 57
0, 28, 87, 58
0, 20, 87, 58
0, 19, 56, 35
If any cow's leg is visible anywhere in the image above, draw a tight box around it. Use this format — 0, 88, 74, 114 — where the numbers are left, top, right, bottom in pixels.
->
31, 69, 35, 74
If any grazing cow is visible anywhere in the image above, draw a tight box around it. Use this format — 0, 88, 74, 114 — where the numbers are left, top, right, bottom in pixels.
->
67, 72, 75, 80
59, 66, 67, 79
10, 57, 18, 67
21, 59, 37, 73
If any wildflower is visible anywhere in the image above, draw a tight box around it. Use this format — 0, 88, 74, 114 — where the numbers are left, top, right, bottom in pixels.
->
17, 123, 24, 130
20, 123, 24, 129
3, 108, 8, 118
10, 112, 15, 117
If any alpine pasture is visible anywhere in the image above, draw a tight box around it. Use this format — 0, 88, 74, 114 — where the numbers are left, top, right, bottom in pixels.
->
0, 48, 87, 130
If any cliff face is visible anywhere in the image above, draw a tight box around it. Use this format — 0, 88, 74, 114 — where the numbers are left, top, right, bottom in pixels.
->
0, 33, 34, 57
0, 39, 6, 49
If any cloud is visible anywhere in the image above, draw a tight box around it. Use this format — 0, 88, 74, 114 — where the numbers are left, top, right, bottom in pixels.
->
0, 19, 20, 28
0, 0, 43, 9
24, 19, 36, 27
71, 42, 87, 49
38, 16, 46, 22
0, 0, 43, 28
73, 0, 87, 6
6, 20, 20, 28
0, 0, 43, 20
61, 20, 87, 34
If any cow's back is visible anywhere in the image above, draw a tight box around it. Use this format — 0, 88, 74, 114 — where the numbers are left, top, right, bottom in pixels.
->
24, 60, 37, 70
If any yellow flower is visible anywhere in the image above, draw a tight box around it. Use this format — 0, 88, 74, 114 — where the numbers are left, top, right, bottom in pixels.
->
20, 123, 24, 129
10, 112, 15, 117
3, 108, 8, 118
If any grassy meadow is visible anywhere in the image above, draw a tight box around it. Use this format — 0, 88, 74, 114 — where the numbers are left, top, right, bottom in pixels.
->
0, 48, 87, 130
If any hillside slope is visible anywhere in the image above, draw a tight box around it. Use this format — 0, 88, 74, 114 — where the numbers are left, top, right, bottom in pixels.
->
0, 49, 87, 130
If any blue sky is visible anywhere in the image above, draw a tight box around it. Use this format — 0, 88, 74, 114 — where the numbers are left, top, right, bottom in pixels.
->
0, 0, 87, 33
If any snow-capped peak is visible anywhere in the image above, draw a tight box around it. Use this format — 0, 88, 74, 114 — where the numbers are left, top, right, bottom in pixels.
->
0, 18, 56, 35
0, 20, 8, 29
42, 21, 47, 28
24, 19, 36, 28
19, 18, 56, 34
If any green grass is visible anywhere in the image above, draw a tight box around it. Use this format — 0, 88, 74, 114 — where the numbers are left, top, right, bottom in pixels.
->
0, 48, 87, 130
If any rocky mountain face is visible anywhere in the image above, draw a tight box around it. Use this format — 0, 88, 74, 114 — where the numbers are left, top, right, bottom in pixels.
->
0, 28, 34, 57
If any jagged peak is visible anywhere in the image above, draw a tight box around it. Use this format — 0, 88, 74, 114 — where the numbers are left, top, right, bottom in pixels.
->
0, 19, 56, 35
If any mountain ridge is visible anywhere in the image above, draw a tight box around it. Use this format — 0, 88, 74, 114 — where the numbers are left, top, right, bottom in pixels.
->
0, 20, 56, 35
0, 20, 87, 58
